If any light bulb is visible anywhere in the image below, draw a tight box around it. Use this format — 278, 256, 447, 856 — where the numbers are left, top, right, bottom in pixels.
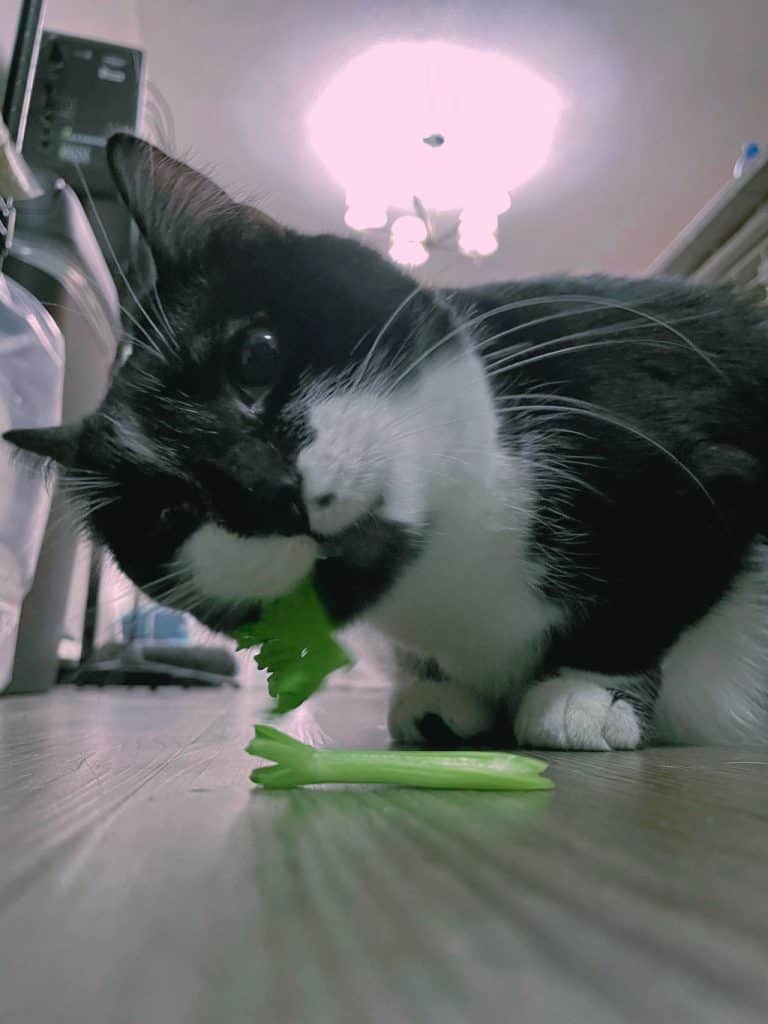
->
391, 214, 428, 244
459, 208, 499, 235
389, 238, 429, 267
458, 226, 498, 257
308, 41, 564, 215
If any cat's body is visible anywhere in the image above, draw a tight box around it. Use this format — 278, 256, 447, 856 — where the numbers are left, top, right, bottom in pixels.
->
7, 135, 768, 749
375, 276, 768, 748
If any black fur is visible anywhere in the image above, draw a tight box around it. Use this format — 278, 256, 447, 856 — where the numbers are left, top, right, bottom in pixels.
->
5, 134, 768, 706
462, 275, 768, 677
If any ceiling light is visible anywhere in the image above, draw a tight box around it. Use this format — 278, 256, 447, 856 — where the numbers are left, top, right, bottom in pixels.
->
389, 238, 429, 267
308, 40, 564, 232
344, 196, 388, 230
390, 214, 429, 244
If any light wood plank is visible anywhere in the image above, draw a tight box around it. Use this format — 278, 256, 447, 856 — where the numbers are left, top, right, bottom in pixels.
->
1, 687, 767, 1024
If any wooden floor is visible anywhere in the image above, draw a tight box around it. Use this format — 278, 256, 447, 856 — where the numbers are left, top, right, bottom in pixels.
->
1, 684, 767, 1024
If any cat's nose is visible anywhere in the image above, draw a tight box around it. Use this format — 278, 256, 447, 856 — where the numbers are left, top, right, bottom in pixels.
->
194, 462, 310, 536
301, 465, 339, 513
308, 491, 336, 510
298, 444, 372, 536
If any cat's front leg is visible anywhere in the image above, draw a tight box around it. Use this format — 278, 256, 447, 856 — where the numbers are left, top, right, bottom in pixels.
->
513, 671, 652, 751
387, 656, 495, 745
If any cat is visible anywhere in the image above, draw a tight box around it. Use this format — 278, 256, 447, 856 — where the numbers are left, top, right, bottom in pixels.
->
6, 133, 768, 750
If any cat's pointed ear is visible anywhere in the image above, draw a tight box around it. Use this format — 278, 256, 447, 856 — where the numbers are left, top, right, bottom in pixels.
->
106, 132, 231, 265
106, 133, 278, 268
3, 423, 82, 466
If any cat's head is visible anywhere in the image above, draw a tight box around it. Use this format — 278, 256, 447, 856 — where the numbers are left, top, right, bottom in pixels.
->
5, 135, 483, 629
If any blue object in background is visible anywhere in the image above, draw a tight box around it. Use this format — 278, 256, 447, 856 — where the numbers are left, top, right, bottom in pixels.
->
733, 141, 762, 179
121, 605, 191, 643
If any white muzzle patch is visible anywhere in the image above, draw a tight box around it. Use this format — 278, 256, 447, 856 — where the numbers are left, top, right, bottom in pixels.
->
179, 524, 319, 602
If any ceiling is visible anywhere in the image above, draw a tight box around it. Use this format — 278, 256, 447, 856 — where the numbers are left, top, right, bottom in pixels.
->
41, 0, 768, 286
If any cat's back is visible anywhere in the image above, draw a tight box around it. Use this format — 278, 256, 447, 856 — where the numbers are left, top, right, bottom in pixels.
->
453, 273, 767, 369
446, 272, 768, 549
451, 273, 768, 458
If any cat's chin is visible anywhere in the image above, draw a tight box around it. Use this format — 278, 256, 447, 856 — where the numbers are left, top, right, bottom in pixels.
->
178, 525, 320, 606
193, 600, 265, 634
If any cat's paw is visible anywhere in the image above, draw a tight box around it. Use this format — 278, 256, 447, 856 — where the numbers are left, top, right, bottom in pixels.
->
514, 674, 643, 751
388, 679, 495, 745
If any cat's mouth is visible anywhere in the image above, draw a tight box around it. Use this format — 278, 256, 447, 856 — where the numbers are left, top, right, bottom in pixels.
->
313, 500, 405, 571
172, 495, 420, 632
171, 494, 395, 630
309, 494, 387, 556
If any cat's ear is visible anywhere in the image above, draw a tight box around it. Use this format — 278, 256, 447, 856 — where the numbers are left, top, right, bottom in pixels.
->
106, 133, 278, 268
3, 423, 82, 466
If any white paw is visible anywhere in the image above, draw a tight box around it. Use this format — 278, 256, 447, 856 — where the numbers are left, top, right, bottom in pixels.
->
514, 674, 643, 751
388, 679, 495, 744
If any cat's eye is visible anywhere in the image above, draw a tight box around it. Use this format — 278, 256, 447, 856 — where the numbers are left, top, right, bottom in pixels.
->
233, 327, 279, 392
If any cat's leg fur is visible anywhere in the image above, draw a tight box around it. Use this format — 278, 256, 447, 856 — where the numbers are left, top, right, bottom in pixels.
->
387, 652, 496, 744
516, 541, 768, 749
652, 540, 768, 744
513, 671, 655, 750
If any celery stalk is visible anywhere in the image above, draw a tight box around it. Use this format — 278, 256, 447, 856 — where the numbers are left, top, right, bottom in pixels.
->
246, 725, 553, 791
232, 581, 351, 712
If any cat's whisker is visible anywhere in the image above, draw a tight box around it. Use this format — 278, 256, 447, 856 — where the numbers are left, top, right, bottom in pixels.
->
412, 428, 608, 503
33, 299, 114, 344
119, 330, 164, 360
527, 455, 607, 500
145, 566, 189, 589
41, 182, 172, 366
482, 318, 687, 374
130, 575, 201, 613
72, 161, 175, 357
353, 283, 425, 391
385, 309, 437, 382
481, 305, 720, 374
479, 311, 660, 368
349, 328, 373, 357
384, 294, 626, 394
80, 496, 120, 514
43, 274, 164, 364
122, 321, 177, 369
496, 392, 713, 504
386, 294, 724, 396
116, 307, 167, 360
63, 478, 119, 493
150, 284, 179, 353
151, 580, 201, 611
480, 309, 717, 366
486, 336, 683, 378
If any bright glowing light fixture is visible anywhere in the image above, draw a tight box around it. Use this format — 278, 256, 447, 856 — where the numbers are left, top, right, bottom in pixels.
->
391, 215, 428, 244
308, 40, 564, 262
389, 239, 429, 267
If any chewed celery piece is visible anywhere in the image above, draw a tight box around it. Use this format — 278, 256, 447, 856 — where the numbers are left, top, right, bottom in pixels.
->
231, 580, 352, 712
245, 725, 554, 791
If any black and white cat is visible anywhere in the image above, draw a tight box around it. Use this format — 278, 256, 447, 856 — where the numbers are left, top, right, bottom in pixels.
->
7, 134, 768, 749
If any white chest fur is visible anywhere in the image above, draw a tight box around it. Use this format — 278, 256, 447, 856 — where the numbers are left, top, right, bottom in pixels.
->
364, 347, 562, 698
367, 457, 561, 697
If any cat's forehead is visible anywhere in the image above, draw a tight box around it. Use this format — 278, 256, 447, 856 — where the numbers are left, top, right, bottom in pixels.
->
131, 247, 424, 390
187, 230, 417, 332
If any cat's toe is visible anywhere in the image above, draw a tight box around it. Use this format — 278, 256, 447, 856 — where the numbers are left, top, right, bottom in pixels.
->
514, 674, 643, 751
388, 680, 494, 745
